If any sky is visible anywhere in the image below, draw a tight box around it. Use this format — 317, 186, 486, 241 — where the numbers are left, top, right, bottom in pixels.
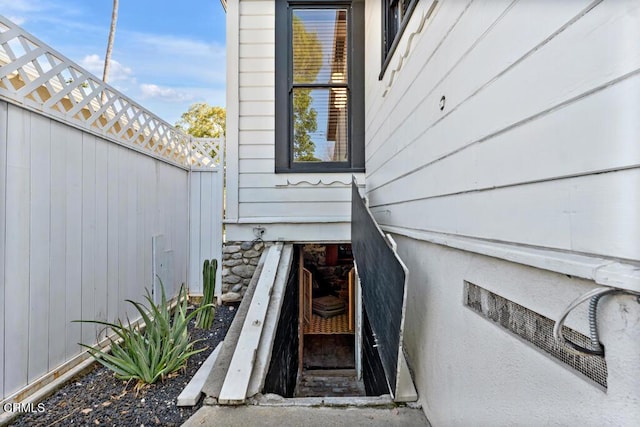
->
0, 0, 226, 125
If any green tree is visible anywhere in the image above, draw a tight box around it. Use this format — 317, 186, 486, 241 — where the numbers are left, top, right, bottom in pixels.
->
176, 103, 226, 138
292, 15, 322, 161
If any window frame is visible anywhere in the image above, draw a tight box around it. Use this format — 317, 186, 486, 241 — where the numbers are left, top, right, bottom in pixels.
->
275, 0, 365, 173
379, 0, 419, 79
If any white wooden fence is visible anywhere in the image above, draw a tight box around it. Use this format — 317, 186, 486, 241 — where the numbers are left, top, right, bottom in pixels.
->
0, 16, 223, 403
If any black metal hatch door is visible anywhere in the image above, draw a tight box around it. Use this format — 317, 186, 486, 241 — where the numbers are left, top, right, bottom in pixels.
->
351, 179, 409, 398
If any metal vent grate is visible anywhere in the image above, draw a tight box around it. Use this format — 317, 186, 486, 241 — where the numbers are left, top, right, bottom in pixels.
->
465, 281, 607, 388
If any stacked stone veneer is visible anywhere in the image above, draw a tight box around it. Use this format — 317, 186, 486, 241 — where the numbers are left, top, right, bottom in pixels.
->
221, 241, 266, 295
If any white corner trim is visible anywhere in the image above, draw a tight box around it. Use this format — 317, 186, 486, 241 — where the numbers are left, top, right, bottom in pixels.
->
381, 225, 640, 293
224, 216, 351, 224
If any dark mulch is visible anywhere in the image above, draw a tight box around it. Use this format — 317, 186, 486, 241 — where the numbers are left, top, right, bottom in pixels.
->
11, 304, 237, 427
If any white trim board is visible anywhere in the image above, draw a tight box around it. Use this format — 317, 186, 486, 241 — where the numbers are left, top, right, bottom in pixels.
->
218, 243, 284, 404
381, 225, 640, 293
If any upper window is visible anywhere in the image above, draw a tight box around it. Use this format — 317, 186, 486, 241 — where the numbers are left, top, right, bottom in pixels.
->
381, 0, 419, 78
275, 0, 364, 173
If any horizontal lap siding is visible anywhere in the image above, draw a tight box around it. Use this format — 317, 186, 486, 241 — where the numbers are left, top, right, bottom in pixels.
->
364, 0, 640, 261
235, 0, 354, 234
1, 104, 189, 400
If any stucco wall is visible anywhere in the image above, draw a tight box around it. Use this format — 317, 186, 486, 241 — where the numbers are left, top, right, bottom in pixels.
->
396, 235, 640, 426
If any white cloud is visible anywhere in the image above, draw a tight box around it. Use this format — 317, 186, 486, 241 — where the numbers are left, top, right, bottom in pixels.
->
118, 31, 226, 86
139, 83, 195, 103
0, 0, 47, 13
7, 16, 26, 25
79, 54, 135, 84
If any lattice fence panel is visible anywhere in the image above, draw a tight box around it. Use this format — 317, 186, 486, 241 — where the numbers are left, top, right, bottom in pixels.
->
0, 16, 221, 169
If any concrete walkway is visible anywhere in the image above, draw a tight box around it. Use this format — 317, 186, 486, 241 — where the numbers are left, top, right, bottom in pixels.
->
182, 405, 430, 427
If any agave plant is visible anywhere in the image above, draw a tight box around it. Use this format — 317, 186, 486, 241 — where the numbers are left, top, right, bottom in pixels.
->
75, 280, 213, 390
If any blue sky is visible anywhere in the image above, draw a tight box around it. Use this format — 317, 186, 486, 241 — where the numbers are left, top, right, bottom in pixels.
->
0, 0, 226, 125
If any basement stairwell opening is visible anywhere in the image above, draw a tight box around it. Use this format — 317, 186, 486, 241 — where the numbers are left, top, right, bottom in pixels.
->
263, 243, 370, 398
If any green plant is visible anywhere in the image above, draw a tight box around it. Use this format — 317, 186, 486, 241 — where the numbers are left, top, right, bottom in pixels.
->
196, 259, 217, 329
75, 280, 213, 390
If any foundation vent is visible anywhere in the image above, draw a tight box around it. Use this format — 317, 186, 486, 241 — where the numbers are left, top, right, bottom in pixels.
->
464, 281, 607, 388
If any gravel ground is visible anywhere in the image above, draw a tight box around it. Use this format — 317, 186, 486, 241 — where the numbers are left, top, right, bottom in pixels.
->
11, 304, 237, 427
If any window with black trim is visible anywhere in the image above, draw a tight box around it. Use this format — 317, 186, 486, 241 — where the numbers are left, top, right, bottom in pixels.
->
275, 0, 364, 173
381, 0, 419, 78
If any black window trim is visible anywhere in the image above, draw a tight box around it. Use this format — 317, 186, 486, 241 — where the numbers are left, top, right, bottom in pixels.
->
275, 0, 365, 174
379, 0, 419, 80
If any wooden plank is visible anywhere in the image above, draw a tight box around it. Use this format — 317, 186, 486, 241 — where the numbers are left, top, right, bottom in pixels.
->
29, 113, 51, 382
238, 159, 273, 174
239, 201, 351, 218
240, 15, 275, 30
177, 170, 190, 288
140, 157, 155, 296
4, 105, 31, 395
136, 156, 146, 306
65, 126, 83, 360
239, 85, 275, 100
239, 186, 352, 203
152, 235, 167, 305
106, 143, 120, 323
213, 169, 224, 299
369, 72, 640, 205
177, 342, 224, 406
48, 121, 67, 370
199, 173, 214, 287
373, 168, 640, 261
239, 0, 275, 16
218, 243, 283, 404
238, 116, 274, 132
189, 172, 202, 293
298, 247, 304, 376
239, 73, 276, 88
94, 138, 109, 336
238, 144, 274, 159
117, 148, 129, 319
354, 267, 362, 381
302, 268, 312, 326
238, 130, 275, 145
125, 151, 139, 305
239, 101, 275, 117
239, 43, 275, 59
239, 57, 274, 74
239, 29, 275, 44
247, 244, 293, 397
0, 101, 6, 398
81, 133, 97, 345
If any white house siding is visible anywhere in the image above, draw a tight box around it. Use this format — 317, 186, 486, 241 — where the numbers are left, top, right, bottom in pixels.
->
0, 103, 189, 400
226, 0, 364, 243
364, 0, 640, 424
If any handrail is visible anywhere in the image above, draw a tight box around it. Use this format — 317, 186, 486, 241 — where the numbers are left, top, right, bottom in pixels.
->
0, 15, 221, 170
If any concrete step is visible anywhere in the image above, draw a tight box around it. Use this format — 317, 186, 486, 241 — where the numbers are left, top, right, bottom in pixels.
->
295, 369, 366, 397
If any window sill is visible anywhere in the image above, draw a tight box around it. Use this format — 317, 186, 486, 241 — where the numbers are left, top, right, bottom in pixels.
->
275, 165, 365, 174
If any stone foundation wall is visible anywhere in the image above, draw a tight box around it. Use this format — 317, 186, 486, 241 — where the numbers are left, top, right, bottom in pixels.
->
221, 241, 266, 299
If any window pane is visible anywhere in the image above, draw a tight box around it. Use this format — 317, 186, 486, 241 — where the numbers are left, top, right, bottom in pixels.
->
292, 87, 349, 162
292, 9, 348, 85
